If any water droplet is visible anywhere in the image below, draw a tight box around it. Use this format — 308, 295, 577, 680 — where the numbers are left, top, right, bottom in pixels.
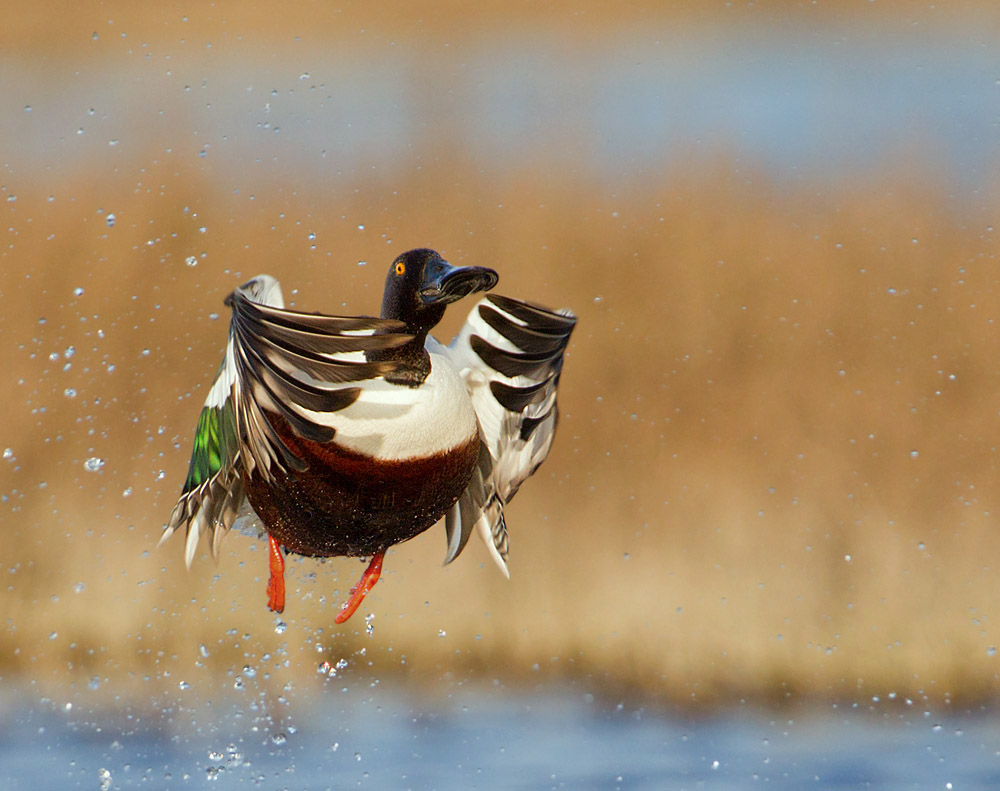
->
242, 664, 256, 678
438, 629, 447, 638
274, 620, 287, 634
2, 448, 12, 461
185, 255, 198, 267
307, 232, 316, 241
98, 768, 112, 791
73, 287, 84, 297
64, 346, 75, 358
233, 676, 245, 691
357, 224, 365, 231
988, 646, 997, 657
270, 732, 287, 746
365, 613, 375, 636
63, 388, 77, 398
122, 487, 132, 498
89, 676, 100, 690
49, 631, 58, 640
84, 457, 106, 472
74, 582, 85, 593
178, 680, 190, 690
357, 260, 367, 267
199, 644, 210, 658
106, 213, 116, 227
593, 295, 603, 304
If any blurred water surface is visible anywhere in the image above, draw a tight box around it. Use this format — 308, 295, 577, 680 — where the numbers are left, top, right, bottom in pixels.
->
4, 686, 1000, 790
3, 23, 998, 190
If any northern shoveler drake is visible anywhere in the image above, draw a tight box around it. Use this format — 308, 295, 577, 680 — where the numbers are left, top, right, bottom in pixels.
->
160, 249, 576, 623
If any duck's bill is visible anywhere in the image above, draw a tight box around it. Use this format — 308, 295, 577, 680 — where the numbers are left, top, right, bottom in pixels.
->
420, 263, 499, 305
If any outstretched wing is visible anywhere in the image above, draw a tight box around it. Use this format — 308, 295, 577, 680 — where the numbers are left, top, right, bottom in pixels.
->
224, 277, 411, 485
442, 293, 577, 573
160, 274, 413, 567
159, 339, 246, 568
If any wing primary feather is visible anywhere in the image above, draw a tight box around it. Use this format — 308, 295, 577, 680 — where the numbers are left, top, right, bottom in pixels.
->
241, 308, 412, 357
444, 501, 464, 565
255, 332, 402, 383
443, 440, 494, 566
484, 294, 577, 331
477, 303, 571, 354
469, 335, 558, 379
489, 378, 553, 413
245, 300, 406, 334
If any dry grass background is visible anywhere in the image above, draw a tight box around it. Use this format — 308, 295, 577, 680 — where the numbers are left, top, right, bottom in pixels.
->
4, 3, 1000, 711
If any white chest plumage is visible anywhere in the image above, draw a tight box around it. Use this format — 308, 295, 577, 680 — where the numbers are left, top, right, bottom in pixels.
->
297, 338, 479, 460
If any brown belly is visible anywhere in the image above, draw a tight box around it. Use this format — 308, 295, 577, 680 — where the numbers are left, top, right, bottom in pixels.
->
244, 412, 480, 557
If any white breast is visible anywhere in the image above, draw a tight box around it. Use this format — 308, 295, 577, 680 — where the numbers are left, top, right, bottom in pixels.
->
296, 338, 478, 460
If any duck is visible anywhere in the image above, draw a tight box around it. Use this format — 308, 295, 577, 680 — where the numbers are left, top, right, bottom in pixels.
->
159, 249, 577, 623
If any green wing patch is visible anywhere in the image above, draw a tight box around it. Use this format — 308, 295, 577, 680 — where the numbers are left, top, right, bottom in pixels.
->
182, 400, 239, 493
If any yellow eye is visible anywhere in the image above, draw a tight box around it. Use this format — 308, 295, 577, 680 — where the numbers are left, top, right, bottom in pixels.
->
395, 261, 405, 276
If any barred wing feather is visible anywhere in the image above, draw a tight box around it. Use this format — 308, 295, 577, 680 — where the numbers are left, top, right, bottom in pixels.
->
443, 294, 577, 573
160, 274, 413, 567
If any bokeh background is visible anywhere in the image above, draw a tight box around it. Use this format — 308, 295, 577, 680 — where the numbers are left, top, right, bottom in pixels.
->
4, 0, 1000, 762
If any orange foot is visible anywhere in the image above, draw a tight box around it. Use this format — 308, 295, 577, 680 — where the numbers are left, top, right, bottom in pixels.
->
266, 534, 286, 613
335, 552, 385, 624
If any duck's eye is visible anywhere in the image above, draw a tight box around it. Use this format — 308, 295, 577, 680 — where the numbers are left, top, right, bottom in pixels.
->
395, 261, 406, 276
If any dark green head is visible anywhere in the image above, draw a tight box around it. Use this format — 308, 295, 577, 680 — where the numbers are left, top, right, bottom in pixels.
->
381, 248, 498, 330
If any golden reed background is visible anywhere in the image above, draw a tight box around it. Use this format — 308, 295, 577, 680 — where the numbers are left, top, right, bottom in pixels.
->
3, 2, 1000, 709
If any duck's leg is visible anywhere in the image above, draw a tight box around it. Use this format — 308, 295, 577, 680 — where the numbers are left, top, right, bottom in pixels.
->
266, 534, 286, 613
335, 552, 384, 624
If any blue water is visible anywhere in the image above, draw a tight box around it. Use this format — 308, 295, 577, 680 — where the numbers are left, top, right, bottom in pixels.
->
3, 23, 998, 190
4, 684, 1000, 790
